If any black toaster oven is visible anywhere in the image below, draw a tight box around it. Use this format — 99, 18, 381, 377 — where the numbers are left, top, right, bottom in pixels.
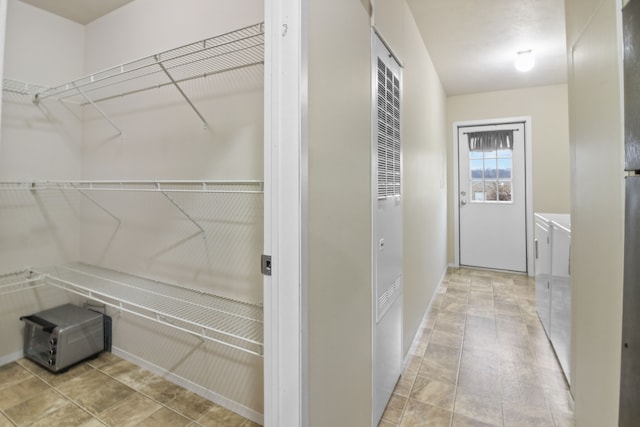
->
20, 304, 109, 372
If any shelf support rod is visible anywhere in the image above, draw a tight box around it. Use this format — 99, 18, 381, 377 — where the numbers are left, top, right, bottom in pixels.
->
70, 184, 122, 225
159, 187, 206, 239
156, 58, 209, 129
71, 83, 123, 136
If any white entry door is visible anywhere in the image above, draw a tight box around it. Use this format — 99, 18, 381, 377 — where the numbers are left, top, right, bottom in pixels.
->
458, 122, 527, 272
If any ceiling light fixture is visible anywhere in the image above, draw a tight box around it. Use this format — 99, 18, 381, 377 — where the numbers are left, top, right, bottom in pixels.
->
515, 49, 535, 72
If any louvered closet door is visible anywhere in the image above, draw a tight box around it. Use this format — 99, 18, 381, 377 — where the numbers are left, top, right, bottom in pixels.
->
372, 32, 403, 427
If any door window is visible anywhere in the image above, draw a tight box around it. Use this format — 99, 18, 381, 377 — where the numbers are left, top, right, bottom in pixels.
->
469, 131, 513, 203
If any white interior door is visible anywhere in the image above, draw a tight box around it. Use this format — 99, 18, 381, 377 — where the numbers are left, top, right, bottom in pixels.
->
458, 122, 527, 272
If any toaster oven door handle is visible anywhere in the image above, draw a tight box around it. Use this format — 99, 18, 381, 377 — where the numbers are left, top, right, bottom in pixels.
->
19, 315, 57, 333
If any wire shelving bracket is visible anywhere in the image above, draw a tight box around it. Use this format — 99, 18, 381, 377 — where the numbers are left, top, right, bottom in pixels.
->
71, 82, 123, 135
71, 184, 122, 226
158, 186, 206, 239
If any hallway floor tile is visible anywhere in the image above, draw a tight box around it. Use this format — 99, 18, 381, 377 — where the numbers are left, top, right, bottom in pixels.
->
0, 353, 258, 427
380, 267, 574, 427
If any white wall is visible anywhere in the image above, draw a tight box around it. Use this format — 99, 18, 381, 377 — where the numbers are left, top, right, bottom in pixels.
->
307, 0, 372, 424
393, 4, 449, 357
1, 0, 84, 191
564, 0, 624, 425
0, 0, 85, 361
446, 85, 571, 265
84, 0, 263, 73
306, 0, 448, 424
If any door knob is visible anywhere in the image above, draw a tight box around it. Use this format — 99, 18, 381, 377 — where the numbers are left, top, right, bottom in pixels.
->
461, 200, 467, 206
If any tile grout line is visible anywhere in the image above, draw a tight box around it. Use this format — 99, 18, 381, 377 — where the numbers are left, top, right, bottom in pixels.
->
394, 284, 439, 426
7, 362, 106, 427
37, 366, 110, 427
51, 387, 109, 426
493, 276, 506, 427
382, 269, 572, 427
517, 284, 562, 427
15, 362, 107, 427
394, 272, 449, 426
0, 378, 19, 426
6, 356, 256, 427
393, 271, 453, 426
91, 361, 214, 427
19, 357, 202, 427
448, 272, 471, 427
0, 407, 17, 427
512, 273, 565, 426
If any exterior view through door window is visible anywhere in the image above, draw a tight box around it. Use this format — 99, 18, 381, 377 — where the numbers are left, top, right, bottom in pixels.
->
469, 130, 514, 202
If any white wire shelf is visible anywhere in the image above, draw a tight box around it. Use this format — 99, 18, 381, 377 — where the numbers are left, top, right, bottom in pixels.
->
30, 263, 264, 356
34, 22, 264, 104
0, 270, 45, 296
32, 22, 264, 131
0, 179, 263, 239
2, 78, 49, 96
0, 180, 264, 194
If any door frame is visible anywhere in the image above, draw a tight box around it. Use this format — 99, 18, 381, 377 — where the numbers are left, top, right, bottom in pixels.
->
452, 116, 534, 275
264, 0, 308, 426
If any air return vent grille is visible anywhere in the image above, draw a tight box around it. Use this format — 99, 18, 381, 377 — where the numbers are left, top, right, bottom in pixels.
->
377, 58, 401, 199
377, 275, 402, 322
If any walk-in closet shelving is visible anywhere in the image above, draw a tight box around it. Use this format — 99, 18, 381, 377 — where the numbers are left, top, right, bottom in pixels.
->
2, 78, 48, 96
0, 179, 265, 355
32, 263, 263, 356
2, 7, 265, 420
0, 270, 44, 297
31, 22, 264, 130
0, 180, 264, 193
0, 23, 266, 355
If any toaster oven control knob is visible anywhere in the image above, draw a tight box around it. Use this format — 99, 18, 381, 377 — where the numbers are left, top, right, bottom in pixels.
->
48, 358, 55, 367
49, 337, 57, 346
49, 348, 56, 356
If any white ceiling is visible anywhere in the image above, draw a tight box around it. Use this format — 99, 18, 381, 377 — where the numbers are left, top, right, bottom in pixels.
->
406, 0, 568, 95
17, 0, 567, 96
19, 0, 135, 25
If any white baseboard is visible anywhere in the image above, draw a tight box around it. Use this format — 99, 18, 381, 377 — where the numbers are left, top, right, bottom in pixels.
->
111, 347, 264, 426
0, 350, 23, 366
403, 264, 449, 366
439, 265, 449, 286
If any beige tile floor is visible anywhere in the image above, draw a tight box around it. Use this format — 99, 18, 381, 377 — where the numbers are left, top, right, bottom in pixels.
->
379, 267, 574, 427
0, 352, 259, 427
0, 267, 573, 427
